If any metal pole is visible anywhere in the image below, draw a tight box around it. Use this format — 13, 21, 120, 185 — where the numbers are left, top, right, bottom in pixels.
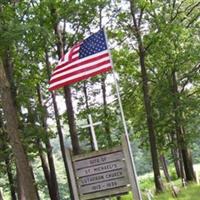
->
112, 71, 142, 200
104, 29, 142, 200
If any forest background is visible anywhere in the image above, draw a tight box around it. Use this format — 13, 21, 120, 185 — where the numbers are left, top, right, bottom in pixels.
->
0, 0, 200, 199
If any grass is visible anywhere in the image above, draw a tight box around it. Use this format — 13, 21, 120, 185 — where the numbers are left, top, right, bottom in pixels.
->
117, 184, 200, 200
154, 184, 200, 200
111, 164, 200, 200
116, 183, 200, 200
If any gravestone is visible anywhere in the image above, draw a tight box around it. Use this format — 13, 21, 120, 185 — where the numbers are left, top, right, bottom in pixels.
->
195, 170, 200, 185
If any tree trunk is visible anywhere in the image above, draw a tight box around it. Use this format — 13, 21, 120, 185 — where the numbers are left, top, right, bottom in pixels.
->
169, 132, 182, 178
171, 148, 181, 178
0, 189, 4, 200
83, 82, 95, 151
63, 86, 81, 155
45, 139, 60, 200
27, 101, 58, 200
37, 139, 53, 199
5, 158, 17, 200
29, 163, 40, 200
139, 47, 164, 192
171, 70, 195, 182
0, 113, 17, 200
45, 6, 76, 197
3, 51, 40, 198
182, 148, 195, 181
160, 155, 170, 182
179, 149, 186, 183
27, 100, 58, 200
48, 4, 80, 199
101, 76, 112, 146
99, 2, 112, 148
37, 86, 60, 200
181, 127, 195, 181
49, 5, 81, 155
45, 51, 74, 199
3, 50, 17, 107
0, 58, 38, 200
16, 167, 25, 200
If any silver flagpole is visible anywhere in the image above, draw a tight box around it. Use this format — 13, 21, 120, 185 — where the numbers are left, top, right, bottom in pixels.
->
104, 29, 142, 200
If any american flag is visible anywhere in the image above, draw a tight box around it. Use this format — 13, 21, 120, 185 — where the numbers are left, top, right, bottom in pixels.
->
49, 29, 112, 91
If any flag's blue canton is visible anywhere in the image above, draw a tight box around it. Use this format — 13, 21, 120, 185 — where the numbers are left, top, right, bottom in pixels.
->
79, 29, 107, 59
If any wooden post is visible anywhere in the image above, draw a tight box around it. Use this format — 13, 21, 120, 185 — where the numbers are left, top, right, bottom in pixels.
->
65, 149, 80, 200
122, 135, 142, 200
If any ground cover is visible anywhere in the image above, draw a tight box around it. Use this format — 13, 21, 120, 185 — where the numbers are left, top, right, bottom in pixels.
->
118, 183, 200, 200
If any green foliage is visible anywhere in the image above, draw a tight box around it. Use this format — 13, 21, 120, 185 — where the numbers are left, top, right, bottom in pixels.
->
139, 175, 155, 191
0, 0, 200, 198
169, 166, 179, 181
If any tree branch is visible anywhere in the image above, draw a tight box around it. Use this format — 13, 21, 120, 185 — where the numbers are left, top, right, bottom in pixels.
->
181, 2, 200, 23
179, 63, 200, 92
170, 0, 185, 22
138, 8, 144, 28
186, 13, 200, 28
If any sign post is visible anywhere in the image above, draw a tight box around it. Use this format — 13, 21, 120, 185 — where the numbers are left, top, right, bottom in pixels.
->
65, 149, 80, 200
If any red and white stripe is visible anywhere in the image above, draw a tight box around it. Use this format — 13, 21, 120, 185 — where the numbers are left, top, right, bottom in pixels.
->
49, 46, 112, 91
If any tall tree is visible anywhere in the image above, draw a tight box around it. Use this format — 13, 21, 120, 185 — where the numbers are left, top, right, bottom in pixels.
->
129, 0, 164, 192
5, 158, 17, 200
98, 2, 113, 147
0, 112, 17, 200
0, 58, 38, 200
113, 0, 199, 187
37, 85, 60, 200
36, 138, 52, 199
26, 97, 59, 200
45, 50, 74, 199
172, 70, 196, 181
145, 0, 200, 181
49, 2, 81, 155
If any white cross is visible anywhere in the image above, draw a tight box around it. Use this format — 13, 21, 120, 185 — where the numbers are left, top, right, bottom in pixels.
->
80, 114, 102, 151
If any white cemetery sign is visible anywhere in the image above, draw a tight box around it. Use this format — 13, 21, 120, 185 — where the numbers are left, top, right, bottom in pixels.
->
66, 135, 139, 200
